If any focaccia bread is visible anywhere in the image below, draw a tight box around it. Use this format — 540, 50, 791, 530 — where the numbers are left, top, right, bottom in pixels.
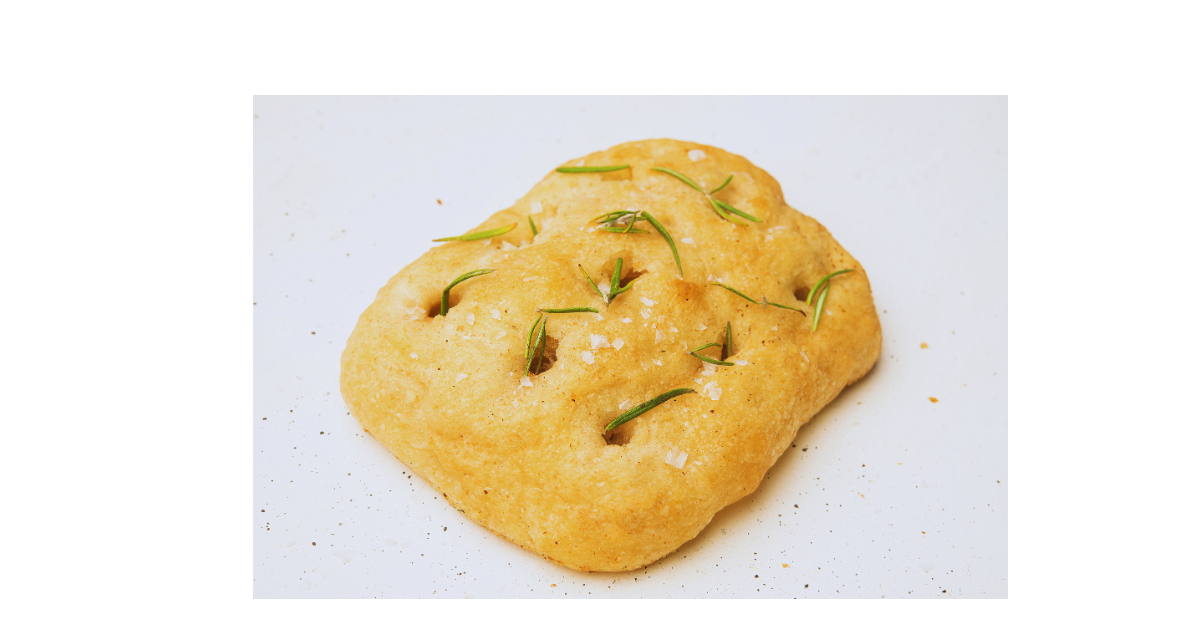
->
340, 139, 881, 572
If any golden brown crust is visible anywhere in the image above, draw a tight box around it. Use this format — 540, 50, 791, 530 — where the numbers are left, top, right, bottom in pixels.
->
340, 139, 881, 571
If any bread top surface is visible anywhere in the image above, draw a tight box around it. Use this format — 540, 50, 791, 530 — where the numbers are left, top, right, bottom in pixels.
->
340, 139, 882, 571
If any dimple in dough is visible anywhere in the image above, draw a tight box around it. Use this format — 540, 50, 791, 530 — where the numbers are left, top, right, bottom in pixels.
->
340, 139, 882, 572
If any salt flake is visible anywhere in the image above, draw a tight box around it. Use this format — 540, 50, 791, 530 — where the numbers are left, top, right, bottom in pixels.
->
622, 317, 632, 324
734, 360, 749, 366
490, 308, 502, 320
466, 313, 475, 325
681, 237, 694, 244
612, 339, 624, 350
410, 353, 418, 359
688, 149, 706, 161
640, 296, 656, 307
665, 449, 689, 468
456, 373, 468, 382
590, 334, 610, 349
581, 351, 594, 365
530, 201, 543, 214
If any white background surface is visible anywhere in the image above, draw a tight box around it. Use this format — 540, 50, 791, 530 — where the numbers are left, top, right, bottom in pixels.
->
253, 96, 1007, 598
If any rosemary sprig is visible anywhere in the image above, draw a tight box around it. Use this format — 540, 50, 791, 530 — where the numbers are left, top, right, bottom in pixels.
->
722, 321, 732, 360
522, 308, 596, 375
689, 342, 735, 367
524, 315, 548, 375
528, 216, 538, 236
440, 269, 494, 316
556, 164, 630, 173
652, 167, 762, 223
608, 257, 637, 302
525, 314, 544, 360
604, 387, 696, 432
811, 283, 831, 332
806, 269, 855, 306
433, 223, 517, 242
589, 210, 683, 276
710, 282, 807, 315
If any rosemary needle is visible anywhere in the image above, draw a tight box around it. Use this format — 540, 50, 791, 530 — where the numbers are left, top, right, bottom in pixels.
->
807, 269, 855, 306
556, 164, 630, 173
528, 216, 538, 236
711, 282, 806, 315
441, 269, 494, 316
538, 307, 599, 314
652, 167, 703, 191
722, 321, 732, 360
709, 175, 733, 194
433, 223, 517, 242
578, 265, 606, 302
812, 283, 831, 332
608, 257, 636, 302
600, 226, 649, 234
605, 387, 696, 432
524, 314, 544, 361
689, 342, 735, 367
640, 212, 683, 276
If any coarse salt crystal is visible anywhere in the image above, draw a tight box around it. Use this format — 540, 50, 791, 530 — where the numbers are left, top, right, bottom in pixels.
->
640, 308, 652, 320
694, 377, 704, 384
734, 360, 749, 366
653, 359, 662, 366
410, 353, 418, 359
523, 276, 537, 282
622, 317, 632, 324
520, 376, 533, 388
703, 381, 722, 400
654, 329, 664, 344
826, 310, 832, 316
640, 296, 656, 307
404, 306, 419, 315
665, 449, 688, 468
481, 239, 491, 246
587, 227, 596, 232
800, 351, 810, 363
697, 323, 707, 331
599, 282, 610, 295
681, 237, 694, 244
581, 351, 594, 365
512, 400, 519, 407
490, 308, 502, 320
619, 399, 630, 410
466, 313, 475, 325
688, 149, 706, 161
456, 373, 468, 382
530, 201, 543, 214
590, 334, 610, 349
501, 241, 517, 251
771, 325, 778, 331
669, 325, 679, 333
612, 339, 624, 350
702, 364, 717, 376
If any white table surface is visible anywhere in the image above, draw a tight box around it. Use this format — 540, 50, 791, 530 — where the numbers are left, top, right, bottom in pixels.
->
253, 96, 1007, 598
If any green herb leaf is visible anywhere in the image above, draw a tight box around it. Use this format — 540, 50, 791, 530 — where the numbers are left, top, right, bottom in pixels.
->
525, 315, 548, 375
806, 269, 855, 306
604, 387, 696, 432
651, 166, 703, 191
764, 299, 806, 314
722, 321, 732, 360
578, 265, 606, 303
689, 342, 735, 366
538, 307, 600, 314
441, 269, 494, 316
433, 223, 517, 242
707, 196, 742, 224
640, 211, 683, 276
711, 199, 762, 223
557, 164, 630, 173
528, 216, 538, 236
608, 257, 636, 302
709, 174, 733, 194
524, 314, 544, 361
592, 210, 638, 224
710, 282, 758, 304
812, 283, 831, 332
600, 226, 650, 234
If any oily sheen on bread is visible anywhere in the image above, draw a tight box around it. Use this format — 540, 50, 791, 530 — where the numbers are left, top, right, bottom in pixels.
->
340, 139, 881, 572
